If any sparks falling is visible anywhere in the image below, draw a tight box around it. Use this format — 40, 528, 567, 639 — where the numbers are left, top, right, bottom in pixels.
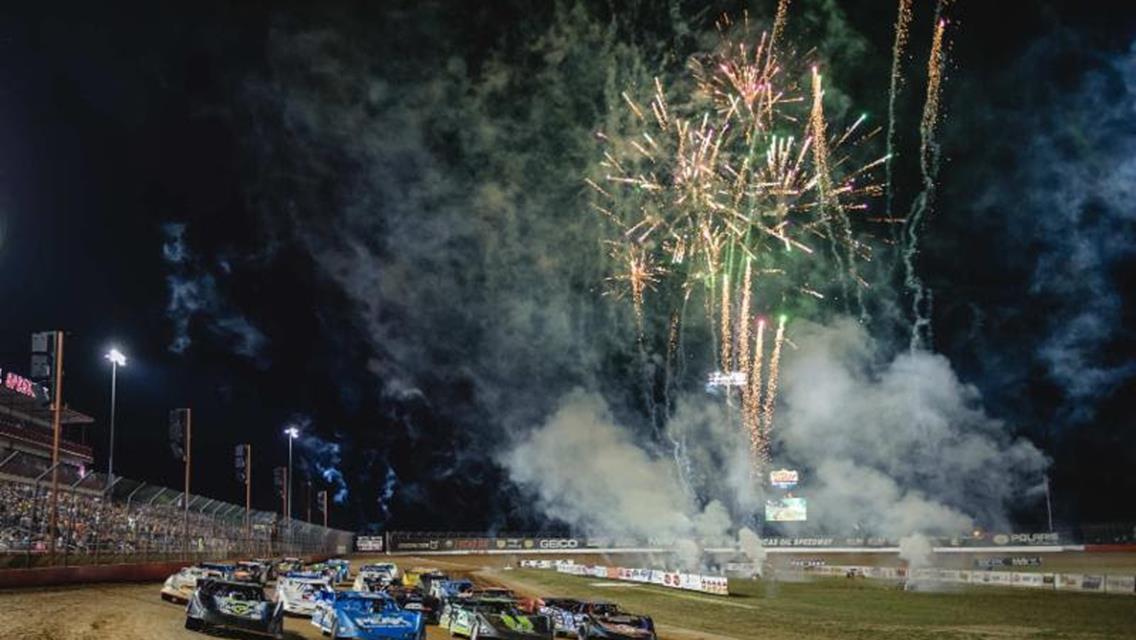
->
592, 2, 946, 483
905, 3, 952, 352
884, 0, 913, 236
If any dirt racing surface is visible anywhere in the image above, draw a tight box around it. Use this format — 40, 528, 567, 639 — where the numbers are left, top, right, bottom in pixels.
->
0, 554, 721, 640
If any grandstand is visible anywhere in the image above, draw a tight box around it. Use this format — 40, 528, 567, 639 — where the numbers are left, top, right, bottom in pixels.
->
0, 365, 352, 567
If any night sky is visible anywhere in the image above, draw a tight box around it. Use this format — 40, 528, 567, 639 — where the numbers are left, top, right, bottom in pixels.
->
1, 0, 1134, 534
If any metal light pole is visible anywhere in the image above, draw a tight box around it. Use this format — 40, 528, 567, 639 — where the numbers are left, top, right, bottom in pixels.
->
283, 427, 299, 522
104, 348, 126, 487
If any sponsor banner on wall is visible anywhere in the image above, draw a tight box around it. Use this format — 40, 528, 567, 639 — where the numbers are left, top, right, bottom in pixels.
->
391, 539, 441, 552
974, 556, 1042, 569
1105, 575, 1136, 595
356, 536, 384, 552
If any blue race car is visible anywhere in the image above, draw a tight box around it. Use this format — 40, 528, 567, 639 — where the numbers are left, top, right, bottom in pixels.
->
311, 590, 424, 640
429, 578, 474, 601
328, 558, 352, 583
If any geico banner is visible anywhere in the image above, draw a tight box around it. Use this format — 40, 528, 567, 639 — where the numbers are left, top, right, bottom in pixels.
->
537, 538, 582, 550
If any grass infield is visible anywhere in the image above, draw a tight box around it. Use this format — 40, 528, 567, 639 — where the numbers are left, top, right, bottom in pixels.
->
501, 568, 1136, 639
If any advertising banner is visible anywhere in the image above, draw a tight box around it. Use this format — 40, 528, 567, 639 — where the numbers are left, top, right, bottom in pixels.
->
356, 536, 384, 552
764, 497, 808, 522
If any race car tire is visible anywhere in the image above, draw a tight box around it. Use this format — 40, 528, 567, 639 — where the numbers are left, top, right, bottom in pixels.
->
330, 619, 340, 639
471, 625, 479, 640
184, 617, 204, 632
576, 626, 589, 640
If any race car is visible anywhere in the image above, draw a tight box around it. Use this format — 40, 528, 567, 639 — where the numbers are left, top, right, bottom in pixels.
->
402, 567, 442, 589
184, 578, 284, 638
276, 571, 336, 616
574, 602, 656, 639
359, 562, 400, 581
254, 558, 277, 580
310, 590, 424, 639
429, 578, 474, 601
160, 563, 233, 603
385, 585, 441, 624
415, 570, 450, 596
354, 564, 399, 591
328, 558, 352, 583
276, 557, 304, 575
470, 588, 516, 600
439, 597, 553, 639
526, 598, 583, 636
234, 560, 269, 584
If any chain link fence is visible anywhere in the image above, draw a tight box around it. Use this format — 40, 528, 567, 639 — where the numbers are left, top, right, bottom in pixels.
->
0, 451, 353, 569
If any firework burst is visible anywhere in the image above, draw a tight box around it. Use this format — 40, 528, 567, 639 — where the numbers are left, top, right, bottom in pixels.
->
591, 3, 948, 483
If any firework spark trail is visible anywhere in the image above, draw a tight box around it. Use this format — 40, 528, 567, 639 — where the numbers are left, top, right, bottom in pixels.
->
760, 315, 787, 460
719, 272, 733, 374
737, 259, 754, 374
904, 4, 950, 351
884, 0, 914, 241
809, 67, 867, 320
744, 317, 767, 468
771, 0, 791, 52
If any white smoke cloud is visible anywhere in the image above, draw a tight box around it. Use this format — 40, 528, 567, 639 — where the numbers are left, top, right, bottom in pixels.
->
503, 390, 693, 541
505, 320, 1048, 554
777, 319, 1049, 536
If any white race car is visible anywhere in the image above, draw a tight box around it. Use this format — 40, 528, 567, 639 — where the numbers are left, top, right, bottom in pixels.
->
160, 564, 231, 603
359, 563, 399, 581
352, 564, 398, 592
275, 572, 335, 617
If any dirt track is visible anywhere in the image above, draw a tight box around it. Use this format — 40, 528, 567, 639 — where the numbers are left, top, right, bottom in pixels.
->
0, 554, 722, 640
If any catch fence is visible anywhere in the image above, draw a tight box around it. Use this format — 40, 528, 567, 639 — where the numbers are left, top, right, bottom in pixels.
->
0, 451, 353, 568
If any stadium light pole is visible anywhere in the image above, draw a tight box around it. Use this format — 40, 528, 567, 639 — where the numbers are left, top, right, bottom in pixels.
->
104, 348, 126, 488
283, 427, 299, 522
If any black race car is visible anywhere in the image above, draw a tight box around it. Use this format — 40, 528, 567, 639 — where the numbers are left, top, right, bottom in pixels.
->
184, 578, 285, 638
386, 585, 442, 624
575, 602, 656, 640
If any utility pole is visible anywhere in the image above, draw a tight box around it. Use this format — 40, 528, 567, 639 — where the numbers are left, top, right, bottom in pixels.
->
322, 491, 328, 529
245, 445, 252, 539
183, 408, 192, 555
1044, 475, 1054, 533
47, 331, 65, 559
306, 481, 312, 523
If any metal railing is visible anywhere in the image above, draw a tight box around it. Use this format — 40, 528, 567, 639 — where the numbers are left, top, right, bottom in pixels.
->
0, 451, 353, 569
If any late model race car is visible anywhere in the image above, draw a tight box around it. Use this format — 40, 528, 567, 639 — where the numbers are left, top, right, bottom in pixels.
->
439, 597, 553, 639
397, 568, 436, 586
310, 590, 425, 640
353, 564, 398, 591
234, 560, 269, 584
184, 578, 284, 639
429, 578, 474, 601
527, 598, 584, 636
573, 602, 656, 640
328, 558, 352, 583
385, 585, 441, 624
276, 571, 335, 616
160, 563, 233, 603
